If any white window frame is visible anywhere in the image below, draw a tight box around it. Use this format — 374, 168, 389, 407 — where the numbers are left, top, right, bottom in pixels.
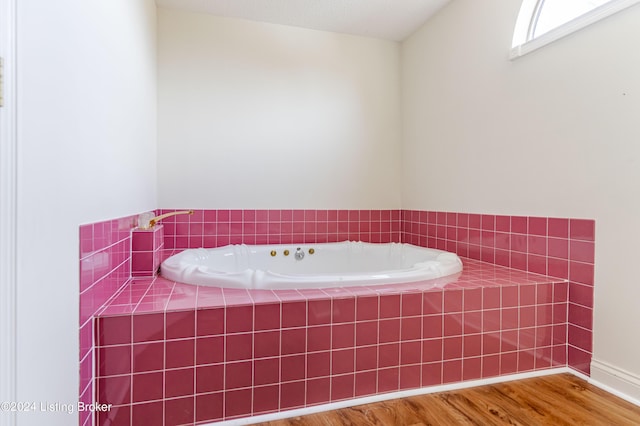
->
511, 0, 640, 59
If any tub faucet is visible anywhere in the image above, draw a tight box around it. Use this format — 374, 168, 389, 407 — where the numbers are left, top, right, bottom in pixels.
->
295, 247, 305, 260
138, 210, 194, 229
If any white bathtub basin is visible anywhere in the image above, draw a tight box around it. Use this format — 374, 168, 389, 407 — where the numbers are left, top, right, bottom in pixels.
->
161, 241, 462, 290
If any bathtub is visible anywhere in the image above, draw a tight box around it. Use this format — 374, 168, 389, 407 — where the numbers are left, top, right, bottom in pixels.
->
161, 241, 462, 290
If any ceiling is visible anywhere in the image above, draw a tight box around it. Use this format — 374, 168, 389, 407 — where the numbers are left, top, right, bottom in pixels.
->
155, 0, 452, 41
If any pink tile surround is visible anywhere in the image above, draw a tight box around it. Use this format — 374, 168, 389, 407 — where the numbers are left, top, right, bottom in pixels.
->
95, 262, 567, 425
79, 215, 138, 426
132, 225, 165, 277
82, 209, 595, 426
401, 211, 594, 374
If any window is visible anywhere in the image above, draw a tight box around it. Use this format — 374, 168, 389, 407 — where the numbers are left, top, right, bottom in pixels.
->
511, 0, 640, 58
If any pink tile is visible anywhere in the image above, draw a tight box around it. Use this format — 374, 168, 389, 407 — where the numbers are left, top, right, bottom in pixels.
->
401, 293, 422, 316
463, 311, 482, 335
463, 288, 482, 311
252, 303, 280, 331
482, 354, 500, 378
254, 357, 280, 386
133, 342, 164, 373
378, 367, 399, 393
131, 401, 162, 426
332, 349, 355, 375
196, 364, 224, 393
400, 317, 421, 341
281, 328, 306, 355
443, 337, 462, 360
133, 313, 164, 343
226, 333, 253, 361
570, 219, 595, 241
165, 368, 194, 397
379, 319, 400, 343
164, 396, 195, 425
282, 302, 306, 328
548, 218, 569, 238
518, 350, 535, 372
98, 345, 131, 376
196, 392, 223, 423
568, 346, 591, 375
307, 377, 331, 405
463, 357, 482, 381
537, 283, 553, 304
569, 282, 593, 308
132, 371, 163, 403
511, 216, 528, 234
196, 308, 224, 336
356, 296, 379, 321
502, 308, 519, 330
422, 362, 442, 386
97, 315, 132, 346
423, 315, 443, 339
166, 311, 195, 339
332, 298, 355, 323
307, 326, 331, 352
444, 313, 463, 337
355, 346, 378, 371
548, 258, 569, 280
225, 388, 252, 418
482, 287, 500, 309
355, 371, 377, 397
400, 341, 421, 365
528, 217, 547, 236
166, 339, 194, 369
307, 351, 331, 377
570, 240, 595, 264
378, 343, 400, 368
423, 291, 443, 315
569, 262, 594, 286
226, 361, 253, 389
253, 385, 280, 415
254, 331, 280, 359
520, 285, 536, 306
380, 294, 401, 318
482, 332, 501, 355
500, 352, 518, 375
308, 299, 332, 325
280, 380, 305, 410
443, 360, 462, 384
568, 304, 593, 331
226, 305, 254, 333
332, 323, 355, 349
97, 375, 131, 406
444, 290, 463, 312
482, 310, 500, 333
355, 321, 378, 347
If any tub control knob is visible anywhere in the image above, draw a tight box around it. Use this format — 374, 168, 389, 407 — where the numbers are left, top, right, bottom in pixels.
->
295, 248, 305, 260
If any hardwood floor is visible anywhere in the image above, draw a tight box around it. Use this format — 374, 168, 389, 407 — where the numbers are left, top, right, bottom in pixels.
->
252, 374, 640, 425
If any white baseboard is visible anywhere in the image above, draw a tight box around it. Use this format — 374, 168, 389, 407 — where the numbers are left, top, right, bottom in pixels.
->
209, 368, 571, 426
198, 365, 640, 426
589, 358, 640, 406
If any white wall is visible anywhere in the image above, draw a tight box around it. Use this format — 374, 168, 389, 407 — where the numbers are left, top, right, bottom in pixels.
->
157, 8, 402, 209
16, 1, 157, 424
402, 0, 640, 397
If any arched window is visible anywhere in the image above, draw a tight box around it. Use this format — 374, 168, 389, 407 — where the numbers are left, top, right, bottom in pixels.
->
511, 0, 640, 58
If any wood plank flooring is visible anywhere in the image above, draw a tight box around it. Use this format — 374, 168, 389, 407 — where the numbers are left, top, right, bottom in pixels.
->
252, 374, 640, 425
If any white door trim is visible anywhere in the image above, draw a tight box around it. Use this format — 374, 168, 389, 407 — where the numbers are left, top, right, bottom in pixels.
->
0, 0, 18, 424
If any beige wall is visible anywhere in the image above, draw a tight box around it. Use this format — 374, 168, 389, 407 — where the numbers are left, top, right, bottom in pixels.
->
402, 0, 640, 397
16, 1, 157, 424
157, 8, 402, 209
